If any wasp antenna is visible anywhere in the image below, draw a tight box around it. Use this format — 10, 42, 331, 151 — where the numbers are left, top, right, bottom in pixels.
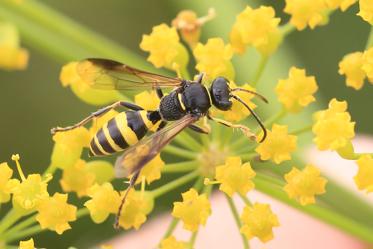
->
230, 94, 267, 142
231, 88, 268, 103
114, 171, 140, 229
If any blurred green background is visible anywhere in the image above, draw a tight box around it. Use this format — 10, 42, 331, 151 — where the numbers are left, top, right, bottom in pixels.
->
0, 0, 371, 248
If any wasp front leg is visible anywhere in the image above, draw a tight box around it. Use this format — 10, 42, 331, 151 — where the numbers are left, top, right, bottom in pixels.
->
51, 101, 143, 134
207, 114, 257, 141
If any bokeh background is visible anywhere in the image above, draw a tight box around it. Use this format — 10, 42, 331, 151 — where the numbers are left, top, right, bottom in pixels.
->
0, 0, 371, 248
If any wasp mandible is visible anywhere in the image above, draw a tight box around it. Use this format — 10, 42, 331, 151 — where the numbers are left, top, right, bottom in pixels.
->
51, 58, 268, 228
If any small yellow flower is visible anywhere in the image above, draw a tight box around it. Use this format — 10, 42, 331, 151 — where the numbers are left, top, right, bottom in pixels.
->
215, 157, 256, 197
135, 91, 160, 111
133, 155, 165, 184
312, 98, 355, 151
0, 162, 13, 203
60, 61, 123, 105
358, 0, 373, 25
214, 82, 257, 122
284, 165, 327, 205
160, 236, 187, 249
240, 203, 280, 243
230, 6, 281, 55
36, 193, 77, 235
354, 155, 373, 193
172, 188, 211, 232
85, 160, 115, 184
255, 124, 297, 164
19, 238, 35, 249
0, 22, 29, 70
276, 67, 318, 113
84, 183, 121, 223
362, 47, 373, 80
193, 38, 235, 80
325, 0, 357, 11
9, 155, 51, 213
140, 24, 188, 70
60, 159, 96, 197
284, 0, 329, 30
338, 52, 366, 90
118, 190, 154, 230
172, 8, 215, 48
51, 126, 91, 169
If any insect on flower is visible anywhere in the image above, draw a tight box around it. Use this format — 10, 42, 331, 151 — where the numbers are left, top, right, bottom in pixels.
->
50, 58, 268, 228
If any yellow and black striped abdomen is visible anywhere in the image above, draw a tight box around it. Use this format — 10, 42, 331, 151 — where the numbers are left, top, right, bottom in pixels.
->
89, 110, 161, 156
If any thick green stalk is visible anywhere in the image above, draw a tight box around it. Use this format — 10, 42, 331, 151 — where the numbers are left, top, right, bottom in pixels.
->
1, 214, 37, 238
162, 160, 198, 173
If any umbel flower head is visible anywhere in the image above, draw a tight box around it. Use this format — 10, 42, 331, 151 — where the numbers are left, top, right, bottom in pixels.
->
140, 24, 188, 70
339, 51, 367, 90
0, 21, 29, 70
240, 202, 280, 242
230, 5, 281, 55
84, 182, 121, 223
284, 165, 327, 205
8, 154, 52, 213
172, 188, 211, 232
36, 192, 77, 234
276, 67, 318, 113
160, 236, 188, 249
118, 190, 154, 230
312, 98, 355, 151
354, 155, 373, 193
256, 124, 298, 164
214, 157, 256, 197
193, 37, 235, 80
0, 162, 13, 203
284, 0, 329, 30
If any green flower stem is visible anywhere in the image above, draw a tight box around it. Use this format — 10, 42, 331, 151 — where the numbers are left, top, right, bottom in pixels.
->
240, 152, 258, 161
291, 124, 313, 135
225, 194, 249, 249
161, 218, 179, 240
0, 209, 22, 235
162, 161, 198, 173
151, 170, 200, 198
4, 224, 41, 243
175, 132, 204, 152
43, 163, 57, 177
280, 22, 296, 37
253, 174, 373, 243
251, 55, 269, 87
1, 213, 37, 238
163, 145, 197, 160
188, 231, 199, 248
366, 26, 373, 49
239, 193, 252, 207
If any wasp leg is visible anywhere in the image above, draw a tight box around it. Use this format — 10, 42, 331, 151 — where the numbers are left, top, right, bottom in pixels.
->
188, 124, 210, 134
207, 114, 257, 141
114, 170, 140, 229
51, 101, 143, 134
156, 86, 164, 99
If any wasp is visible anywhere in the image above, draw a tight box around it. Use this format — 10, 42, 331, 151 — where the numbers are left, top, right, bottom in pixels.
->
51, 58, 268, 228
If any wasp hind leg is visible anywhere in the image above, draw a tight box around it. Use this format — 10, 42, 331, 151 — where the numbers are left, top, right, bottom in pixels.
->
51, 101, 143, 134
114, 170, 140, 229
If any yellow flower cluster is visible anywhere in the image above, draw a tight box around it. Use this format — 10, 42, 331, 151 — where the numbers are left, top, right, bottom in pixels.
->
339, 52, 366, 90
140, 24, 188, 70
215, 157, 256, 197
160, 236, 187, 249
0, 22, 29, 70
284, 165, 327, 205
284, 0, 329, 30
312, 98, 355, 151
230, 6, 281, 55
358, 0, 373, 25
256, 124, 298, 164
276, 67, 318, 113
325, 0, 357, 11
240, 203, 280, 242
193, 38, 235, 80
354, 155, 373, 193
172, 188, 211, 232
19, 238, 35, 249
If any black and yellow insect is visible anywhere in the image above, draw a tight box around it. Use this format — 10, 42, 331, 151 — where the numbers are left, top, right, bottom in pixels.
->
51, 58, 268, 228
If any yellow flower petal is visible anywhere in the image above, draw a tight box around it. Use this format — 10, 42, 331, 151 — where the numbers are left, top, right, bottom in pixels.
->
19, 238, 35, 249
358, 0, 373, 25
339, 52, 366, 90
0, 162, 13, 203
160, 236, 188, 249
354, 155, 373, 193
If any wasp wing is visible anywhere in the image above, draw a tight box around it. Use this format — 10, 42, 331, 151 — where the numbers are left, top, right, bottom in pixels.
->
76, 58, 183, 90
114, 114, 198, 178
